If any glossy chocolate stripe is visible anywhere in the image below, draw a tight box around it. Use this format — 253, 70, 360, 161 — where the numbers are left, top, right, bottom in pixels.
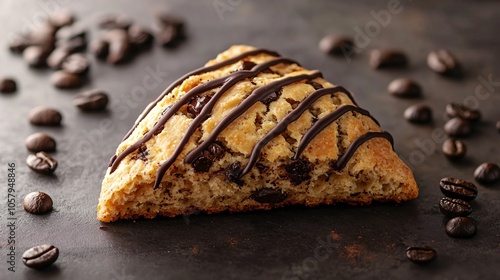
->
293, 105, 379, 159
240, 86, 354, 177
185, 71, 323, 164
121, 48, 280, 141
110, 57, 298, 174
333, 131, 394, 171
149, 59, 300, 188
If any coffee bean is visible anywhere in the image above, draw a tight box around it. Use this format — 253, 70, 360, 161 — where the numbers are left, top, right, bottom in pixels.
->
252, 187, 287, 204
25, 133, 57, 152
187, 95, 211, 117
427, 50, 461, 76
474, 163, 500, 185
0, 78, 17, 93
442, 139, 466, 161
102, 29, 132, 64
238, 61, 257, 71
23, 244, 59, 269
445, 217, 477, 238
128, 25, 154, 49
50, 71, 82, 89
439, 197, 472, 218
369, 49, 408, 69
319, 35, 354, 55
444, 117, 471, 137
9, 34, 31, 54
62, 53, 90, 75
156, 14, 185, 47
98, 14, 132, 30
56, 25, 87, 41
225, 162, 243, 185
285, 159, 311, 185
73, 89, 109, 111
26, 152, 58, 175
446, 103, 481, 122
29, 106, 62, 126
47, 48, 71, 69
405, 246, 436, 264
388, 78, 421, 98
48, 10, 75, 28
439, 177, 477, 201
23, 46, 49, 68
404, 104, 432, 124
157, 13, 185, 30
91, 40, 110, 60
23, 191, 53, 214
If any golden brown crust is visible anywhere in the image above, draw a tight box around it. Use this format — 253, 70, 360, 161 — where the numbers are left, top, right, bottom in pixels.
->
97, 45, 418, 223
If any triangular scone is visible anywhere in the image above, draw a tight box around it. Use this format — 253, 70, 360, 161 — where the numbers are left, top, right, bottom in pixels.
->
98, 45, 418, 222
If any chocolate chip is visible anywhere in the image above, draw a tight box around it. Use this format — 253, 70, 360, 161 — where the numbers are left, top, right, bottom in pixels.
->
23, 191, 53, 214
23, 244, 59, 269
369, 49, 408, 69
445, 217, 477, 238
225, 162, 243, 185
474, 163, 500, 185
0, 78, 17, 93
444, 117, 471, 137
73, 89, 109, 111
23, 46, 49, 68
445, 103, 481, 122
405, 246, 436, 264
238, 61, 257, 71
427, 50, 461, 76
29, 106, 62, 126
131, 144, 149, 161
25, 133, 57, 152
319, 35, 354, 56
262, 91, 279, 105
62, 53, 90, 75
187, 95, 211, 117
388, 78, 421, 98
285, 159, 311, 185
26, 152, 58, 175
307, 81, 324, 90
252, 187, 287, 203
50, 71, 82, 89
442, 139, 466, 161
404, 104, 433, 124
208, 142, 225, 160
192, 154, 213, 172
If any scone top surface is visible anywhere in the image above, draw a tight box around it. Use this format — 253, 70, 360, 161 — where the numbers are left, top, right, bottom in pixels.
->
98, 45, 418, 222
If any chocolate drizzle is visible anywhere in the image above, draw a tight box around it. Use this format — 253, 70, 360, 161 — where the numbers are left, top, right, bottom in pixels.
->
109, 48, 395, 189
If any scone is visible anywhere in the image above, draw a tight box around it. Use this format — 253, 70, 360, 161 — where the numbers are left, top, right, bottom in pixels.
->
98, 45, 418, 222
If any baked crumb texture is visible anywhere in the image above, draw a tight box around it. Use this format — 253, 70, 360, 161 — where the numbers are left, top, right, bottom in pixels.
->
98, 45, 418, 222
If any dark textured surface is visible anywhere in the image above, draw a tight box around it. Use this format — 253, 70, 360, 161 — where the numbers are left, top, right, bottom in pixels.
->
1, 0, 500, 279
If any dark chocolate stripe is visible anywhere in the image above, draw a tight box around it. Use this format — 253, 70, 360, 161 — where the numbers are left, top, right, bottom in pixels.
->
185, 71, 323, 164
239, 86, 356, 177
121, 48, 280, 141
111, 57, 298, 174
293, 105, 379, 159
333, 131, 394, 171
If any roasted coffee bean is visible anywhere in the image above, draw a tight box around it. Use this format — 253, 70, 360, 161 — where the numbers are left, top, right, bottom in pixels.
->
442, 139, 466, 161
50, 71, 82, 89
23, 244, 59, 269
427, 50, 461, 76
439, 197, 472, 218
157, 13, 185, 30
73, 89, 109, 111
388, 78, 421, 98
91, 40, 110, 59
444, 117, 471, 137
102, 29, 132, 64
319, 35, 354, 55
23, 46, 49, 68
25, 133, 57, 152
238, 61, 257, 71
439, 177, 477, 201
157, 24, 182, 47
62, 53, 90, 75
369, 49, 408, 69
252, 187, 287, 204
47, 48, 70, 69
0, 77, 17, 93
23, 191, 53, 214
285, 159, 311, 185
29, 106, 62, 126
98, 14, 132, 30
474, 163, 500, 184
187, 95, 211, 117
446, 103, 481, 122
208, 142, 225, 160
405, 246, 436, 264
56, 25, 86, 41
128, 25, 154, 49
26, 152, 58, 175
9, 34, 31, 53
404, 104, 432, 124
48, 10, 75, 28
445, 217, 477, 238
225, 162, 243, 185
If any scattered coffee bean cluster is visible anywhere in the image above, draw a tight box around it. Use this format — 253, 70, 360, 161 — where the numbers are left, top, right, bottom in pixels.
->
2, 9, 186, 270
320, 34, 499, 265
